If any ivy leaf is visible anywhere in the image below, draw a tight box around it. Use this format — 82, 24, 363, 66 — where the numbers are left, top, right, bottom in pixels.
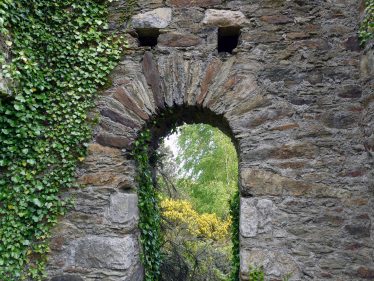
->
32, 198, 42, 208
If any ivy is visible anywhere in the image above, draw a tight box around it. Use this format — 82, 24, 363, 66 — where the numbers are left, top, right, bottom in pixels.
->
133, 129, 163, 281
359, 0, 374, 45
229, 190, 240, 281
0, 0, 127, 279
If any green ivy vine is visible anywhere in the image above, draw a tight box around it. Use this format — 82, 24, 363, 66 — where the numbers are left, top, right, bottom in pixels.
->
133, 129, 163, 281
229, 190, 240, 281
0, 0, 127, 279
359, 0, 374, 45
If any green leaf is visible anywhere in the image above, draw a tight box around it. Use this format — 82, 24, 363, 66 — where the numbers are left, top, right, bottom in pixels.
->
32, 198, 42, 207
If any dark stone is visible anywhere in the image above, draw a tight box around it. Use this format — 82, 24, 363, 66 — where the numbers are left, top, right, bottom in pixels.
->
100, 108, 138, 128
158, 32, 202, 47
96, 133, 131, 149
50, 275, 83, 281
344, 36, 361, 52
260, 15, 293, 24
321, 111, 358, 129
142, 51, 165, 109
262, 67, 292, 82
338, 85, 362, 98
289, 97, 315, 105
168, 0, 221, 7
344, 225, 371, 238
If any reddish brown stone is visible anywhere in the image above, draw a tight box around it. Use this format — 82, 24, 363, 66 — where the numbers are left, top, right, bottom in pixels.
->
357, 267, 374, 279
270, 143, 316, 159
260, 15, 293, 24
96, 133, 131, 149
206, 74, 240, 108
345, 198, 369, 206
168, 0, 221, 7
321, 272, 333, 278
100, 108, 138, 128
158, 32, 202, 47
286, 32, 310, 40
196, 57, 222, 105
142, 51, 165, 109
294, 39, 330, 50
78, 172, 122, 186
270, 123, 300, 131
50, 236, 65, 251
344, 242, 363, 251
87, 143, 121, 157
345, 169, 365, 177
344, 36, 361, 51
113, 87, 149, 120
356, 213, 370, 220
275, 161, 306, 169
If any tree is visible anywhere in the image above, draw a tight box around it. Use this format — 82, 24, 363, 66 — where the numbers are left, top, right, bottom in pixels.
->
157, 123, 239, 281
174, 123, 238, 218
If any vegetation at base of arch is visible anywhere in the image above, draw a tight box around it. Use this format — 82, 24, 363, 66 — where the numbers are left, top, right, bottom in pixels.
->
359, 0, 374, 45
229, 190, 240, 281
0, 0, 129, 279
133, 129, 163, 281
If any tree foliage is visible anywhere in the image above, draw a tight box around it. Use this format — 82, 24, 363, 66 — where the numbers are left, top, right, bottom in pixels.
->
174, 124, 238, 218
157, 123, 240, 281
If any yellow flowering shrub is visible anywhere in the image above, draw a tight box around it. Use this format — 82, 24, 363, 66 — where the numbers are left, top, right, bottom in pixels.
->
161, 198, 231, 241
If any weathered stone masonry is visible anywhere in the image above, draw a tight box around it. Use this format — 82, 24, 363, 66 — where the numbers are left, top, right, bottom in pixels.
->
46, 0, 373, 280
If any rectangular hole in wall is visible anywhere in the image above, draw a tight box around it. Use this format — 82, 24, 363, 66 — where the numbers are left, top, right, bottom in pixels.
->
218, 27, 241, 54
136, 28, 160, 48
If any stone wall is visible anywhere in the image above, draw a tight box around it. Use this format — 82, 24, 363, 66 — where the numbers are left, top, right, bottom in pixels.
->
46, 0, 374, 280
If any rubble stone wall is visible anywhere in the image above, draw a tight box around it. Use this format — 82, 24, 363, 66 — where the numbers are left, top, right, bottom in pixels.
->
46, 0, 374, 280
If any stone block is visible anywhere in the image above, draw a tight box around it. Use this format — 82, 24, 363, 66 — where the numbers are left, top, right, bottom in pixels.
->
240, 248, 301, 280
338, 85, 362, 99
132, 8, 172, 29
202, 9, 247, 27
142, 51, 164, 109
357, 266, 374, 279
113, 87, 150, 120
100, 108, 139, 128
240, 168, 349, 198
158, 32, 202, 47
71, 236, 138, 270
50, 275, 83, 281
106, 193, 139, 224
260, 15, 293, 24
96, 133, 131, 149
240, 198, 274, 238
168, 0, 221, 8
321, 111, 359, 129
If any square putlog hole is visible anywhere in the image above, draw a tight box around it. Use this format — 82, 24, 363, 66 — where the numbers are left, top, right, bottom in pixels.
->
218, 27, 241, 54
137, 28, 160, 48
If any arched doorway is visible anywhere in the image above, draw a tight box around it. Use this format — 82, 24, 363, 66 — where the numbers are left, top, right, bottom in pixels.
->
140, 107, 240, 281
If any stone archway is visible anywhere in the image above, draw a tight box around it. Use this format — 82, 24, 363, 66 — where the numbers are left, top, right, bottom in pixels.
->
47, 1, 373, 281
